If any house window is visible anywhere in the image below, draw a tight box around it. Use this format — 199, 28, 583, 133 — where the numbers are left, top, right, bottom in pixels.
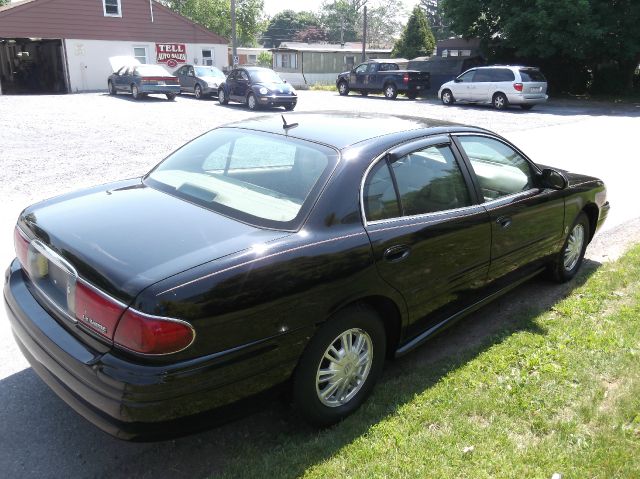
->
133, 47, 148, 64
275, 53, 297, 69
345, 56, 355, 69
202, 49, 214, 66
247, 54, 257, 64
460, 49, 471, 57
103, 0, 122, 17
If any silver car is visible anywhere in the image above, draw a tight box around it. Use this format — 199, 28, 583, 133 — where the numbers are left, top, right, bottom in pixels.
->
174, 64, 226, 99
439, 65, 548, 110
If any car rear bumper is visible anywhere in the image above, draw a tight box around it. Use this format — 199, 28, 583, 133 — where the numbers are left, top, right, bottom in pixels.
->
140, 85, 181, 95
4, 260, 306, 439
507, 93, 548, 105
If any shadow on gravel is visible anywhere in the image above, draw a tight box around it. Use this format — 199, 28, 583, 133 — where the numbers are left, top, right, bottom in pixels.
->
101, 93, 177, 103
0, 260, 601, 479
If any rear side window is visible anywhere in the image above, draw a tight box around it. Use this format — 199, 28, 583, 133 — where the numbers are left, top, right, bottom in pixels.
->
490, 68, 515, 82
520, 69, 546, 82
363, 144, 471, 221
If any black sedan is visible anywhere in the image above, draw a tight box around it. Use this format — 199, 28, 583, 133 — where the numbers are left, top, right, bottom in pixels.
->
4, 113, 609, 439
218, 66, 297, 110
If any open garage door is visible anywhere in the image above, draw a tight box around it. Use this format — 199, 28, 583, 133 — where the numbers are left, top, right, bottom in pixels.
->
0, 38, 68, 94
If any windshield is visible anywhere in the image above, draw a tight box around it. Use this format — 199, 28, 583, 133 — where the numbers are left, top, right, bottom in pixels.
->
249, 69, 284, 83
195, 66, 225, 78
136, 65, 171, 76
145, 128, 338, 230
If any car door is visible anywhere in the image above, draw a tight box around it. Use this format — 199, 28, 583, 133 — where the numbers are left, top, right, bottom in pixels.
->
362, 136, 491, 342
113, 67, 128, 91
350, 63, 369, 90
453, 134, 565, 282
470, 68, 492, 102
231, 69, 250, 101
224, 70, 237, 99
175, 66, 187, 92
451, 69, 476, 101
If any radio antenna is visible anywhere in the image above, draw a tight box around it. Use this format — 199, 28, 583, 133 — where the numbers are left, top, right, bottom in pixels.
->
281, 114, 298, 131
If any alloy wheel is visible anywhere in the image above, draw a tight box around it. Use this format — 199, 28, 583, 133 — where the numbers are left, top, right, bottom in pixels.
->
564, 223, 585, 271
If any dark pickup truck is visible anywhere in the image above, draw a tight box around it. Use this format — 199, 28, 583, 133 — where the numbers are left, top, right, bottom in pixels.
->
336, 60, 430, 100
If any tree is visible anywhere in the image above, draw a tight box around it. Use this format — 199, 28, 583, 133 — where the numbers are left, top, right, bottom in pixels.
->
392, 6, 435, 59
420, 0, 452, 40
442, 0, 640, 94
257, 51, 272, 67
0, 0, 9, 6
294, 26, 328, 44
320, 0, 367, 44
161, 0, 266, 47
365, 0, 406, 49
261, 10, 322, 47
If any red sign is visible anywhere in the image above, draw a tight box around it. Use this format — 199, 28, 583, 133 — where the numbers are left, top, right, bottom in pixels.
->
156, 43, 187, 68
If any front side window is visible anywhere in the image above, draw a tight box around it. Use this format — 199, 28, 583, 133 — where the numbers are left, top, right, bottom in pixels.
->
355, 63, 368, 74
363, 144, 472, 221
457, 136, 535, 201
103, 0, 121, 17
456, 70, 475, 82
146, 129, 337, 229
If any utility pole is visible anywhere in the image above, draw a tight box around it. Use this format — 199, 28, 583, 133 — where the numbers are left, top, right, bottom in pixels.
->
361, 5, 367, 61
231, 0, 238, 66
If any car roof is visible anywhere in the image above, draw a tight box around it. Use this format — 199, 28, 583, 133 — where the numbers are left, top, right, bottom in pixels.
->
224, 112, 485, 150
474, 65, 540, 70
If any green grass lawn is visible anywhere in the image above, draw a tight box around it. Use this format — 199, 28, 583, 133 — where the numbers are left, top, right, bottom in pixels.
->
219, 245, 640, 478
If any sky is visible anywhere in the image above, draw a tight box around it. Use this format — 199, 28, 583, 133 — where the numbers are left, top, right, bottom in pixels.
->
262, 0, 419, 20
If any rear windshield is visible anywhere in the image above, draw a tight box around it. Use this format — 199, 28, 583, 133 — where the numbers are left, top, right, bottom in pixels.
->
519, 69, 546, 82
145, 128, 338, 230
135, 65, 171, 76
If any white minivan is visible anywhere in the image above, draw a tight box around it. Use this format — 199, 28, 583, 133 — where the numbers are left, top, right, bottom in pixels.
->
438, 66, 548, 110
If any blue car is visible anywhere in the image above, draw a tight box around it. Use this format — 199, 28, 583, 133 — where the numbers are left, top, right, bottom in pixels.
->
218, 67, 297, 110
108, 64, 181, 101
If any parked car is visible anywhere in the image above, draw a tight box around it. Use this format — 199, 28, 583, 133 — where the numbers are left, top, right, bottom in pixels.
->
336, 60, 430, 99
5, 113, 609, 439
174, 64, 226, 99
108, 64, 180, 101
438, 65, 548, 110
218, 66, 297, 110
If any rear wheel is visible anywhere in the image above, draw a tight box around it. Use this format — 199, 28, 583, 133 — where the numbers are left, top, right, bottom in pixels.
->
218, 88, 228, 105
520, 104, 534, 110
108, 81, 116, 95
166, 93, 176, 101
131, 84, 141, 100
548, 212, 590, 282
383, 83, 398, 100
337, 81, 349, 96
247, 92, 258, 110
292, 305, 386, 426
441, 89, 454, 105
194, 84, 203, 99
492, 92, 508, 110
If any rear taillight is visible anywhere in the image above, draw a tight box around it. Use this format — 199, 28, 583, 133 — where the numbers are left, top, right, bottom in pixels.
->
75, 280, 125, 339
14, 226, 29, 268
114, 309, 195, 355
513, 83, 523, 92
403, 73, 409, 84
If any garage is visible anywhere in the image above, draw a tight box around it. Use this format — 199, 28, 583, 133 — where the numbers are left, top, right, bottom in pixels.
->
0, 38, 68, 94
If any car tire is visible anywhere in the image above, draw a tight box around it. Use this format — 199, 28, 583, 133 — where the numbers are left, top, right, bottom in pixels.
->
247, 93, 258, 111
194, 84, 203, 99
218, 88, 228, 105
337, 81, 349, 96
108, 81, 116, 96
284, 103, 295, 111
292, 305, 386, 427
548, 212, 590, 283
441, 89, 454, 105
166, 93, 176, 101
131, 84, 141, 100
492, 92, 508, 110
383, 83, 398, 100
407, 92, 417, 100
520, 104, 534, 111
360, 90, 368, 96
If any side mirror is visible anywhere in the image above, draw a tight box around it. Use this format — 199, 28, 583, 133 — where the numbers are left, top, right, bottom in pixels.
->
454, 78, 462, 83
540, 168, 567, 190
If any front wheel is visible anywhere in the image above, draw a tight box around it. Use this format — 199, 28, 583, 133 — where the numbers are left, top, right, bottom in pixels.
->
337, 81, 349, 96
284, 103, 295, 111
194, 84, 203, 99
441, 89, 454, 105
292, 305, 386, 426
166, 93, 176, 101
383, 83, 398, 100
247, 92, 258, 110
548, 212, 590, 282
218, 88, 228, 105
493, 92, 508, 110
108, 81, 116, 95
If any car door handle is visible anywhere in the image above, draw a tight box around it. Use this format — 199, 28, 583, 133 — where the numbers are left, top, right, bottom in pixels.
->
383, 245, 411, 263
496, 216, 512, 229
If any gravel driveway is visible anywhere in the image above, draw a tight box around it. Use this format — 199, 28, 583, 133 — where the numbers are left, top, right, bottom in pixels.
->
0, 91, 639, 478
